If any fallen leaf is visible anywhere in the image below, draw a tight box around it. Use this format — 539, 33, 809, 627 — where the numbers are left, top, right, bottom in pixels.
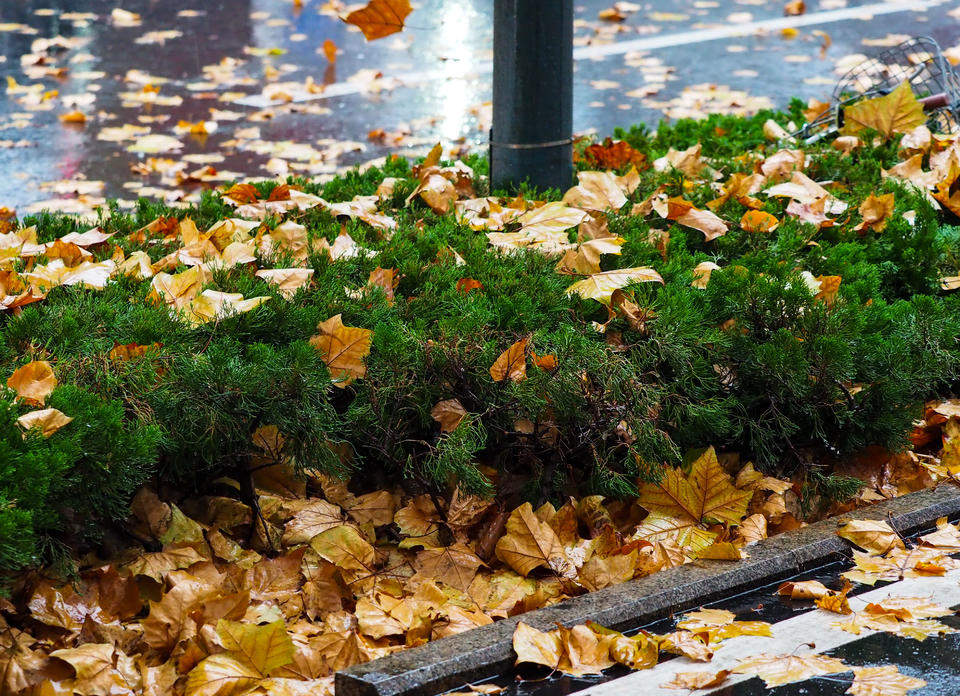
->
17, 408, 73, 437
663, 197, 728, 241
415, 544, 484, 592
344, 0, 413, 40
841, 82, 926, 138
691, 261, 720, 289
661, 670, 731, 690
51, 644, 136, 696
512, 621, 562, 669
490, 338, 528, 383
777, 580, 832, 600
848, 665, 926, 696
562, 171, 628, 212
186, 620, 294, 696
310, 315, 373, 387
837, 519, 905, 554
639, 446, 752, 532
7, 360, 57, 405
431, 398, 468, 432
495, 503, 564, 576
566, 267, 663, 303
733, 653, 847, 687
855, 193, 895, 233
255, 269, 314, 299
740, 210, 779, 233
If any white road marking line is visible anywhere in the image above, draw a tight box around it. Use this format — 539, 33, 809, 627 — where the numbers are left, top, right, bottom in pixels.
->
234, 0, 944, 108
574, 0, 945, 59
576, 568, 960, 696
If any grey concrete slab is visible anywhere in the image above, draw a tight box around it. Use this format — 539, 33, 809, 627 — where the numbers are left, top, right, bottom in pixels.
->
335, 485, 960, 696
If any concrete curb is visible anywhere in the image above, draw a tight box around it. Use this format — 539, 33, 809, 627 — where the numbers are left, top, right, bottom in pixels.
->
336, 485, 960, 696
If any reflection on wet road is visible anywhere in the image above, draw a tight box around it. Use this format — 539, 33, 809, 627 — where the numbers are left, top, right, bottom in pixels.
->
3, 0, 960, 212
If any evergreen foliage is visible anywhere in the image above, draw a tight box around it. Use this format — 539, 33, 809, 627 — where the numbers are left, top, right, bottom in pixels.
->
1, 110, 958, 575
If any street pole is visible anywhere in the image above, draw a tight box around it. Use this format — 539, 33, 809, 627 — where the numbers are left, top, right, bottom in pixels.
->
490, 0, 574, 193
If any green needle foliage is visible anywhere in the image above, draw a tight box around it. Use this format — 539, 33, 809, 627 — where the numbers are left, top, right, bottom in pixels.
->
1, 108, 958, 577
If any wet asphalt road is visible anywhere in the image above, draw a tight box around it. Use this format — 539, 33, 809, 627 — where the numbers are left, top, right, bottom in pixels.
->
2, 0, 960, 211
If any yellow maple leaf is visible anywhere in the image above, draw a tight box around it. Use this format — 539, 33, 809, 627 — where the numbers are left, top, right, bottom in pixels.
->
310, 314, 373, 387
309, 525, 376, 572
848, 666, 926, 696
676, 608, 771, 644
836, 519, 905, 554
148, 265, 210, 311
733, 653, 847, 687
185, 620, 294, 696
51, 644, 137, 696
414, 543, 485, 592
815, 588, 852, 615
639, 447, 752, 532
495, 502, 564, 576
841, 82, 926, 138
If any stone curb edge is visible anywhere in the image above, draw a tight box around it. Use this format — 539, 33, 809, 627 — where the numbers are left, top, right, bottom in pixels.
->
336, 484, 960, 696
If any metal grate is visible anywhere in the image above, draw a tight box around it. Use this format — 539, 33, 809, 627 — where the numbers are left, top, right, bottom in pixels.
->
796, 36, 960, 141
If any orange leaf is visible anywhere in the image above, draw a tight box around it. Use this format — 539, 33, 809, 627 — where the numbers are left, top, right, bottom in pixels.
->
740, 210, 779, 233
7, 361, 57, 406
533, 352, 557, 371
855, 193, 895, 233
579, 138, 647, 171
323, 39, 338, 63
310, 315, 373, 387
224, 183, 260, 204
456, 278, 483, 294
490, 337, 528, 382
343, 0, 412, 40
59, 110, 87, 124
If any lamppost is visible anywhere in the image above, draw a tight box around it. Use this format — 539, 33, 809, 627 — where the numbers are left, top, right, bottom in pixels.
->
490, 0, 574, 192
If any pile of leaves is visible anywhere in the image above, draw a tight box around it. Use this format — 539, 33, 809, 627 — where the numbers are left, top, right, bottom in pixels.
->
1, 86, 960, 694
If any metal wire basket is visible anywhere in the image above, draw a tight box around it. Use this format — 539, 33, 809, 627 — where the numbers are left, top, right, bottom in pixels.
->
796, 36, 960, 142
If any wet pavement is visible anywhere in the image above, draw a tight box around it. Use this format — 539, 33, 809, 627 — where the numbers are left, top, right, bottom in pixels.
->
3, 0, 960, 212
450, 520, 960, 696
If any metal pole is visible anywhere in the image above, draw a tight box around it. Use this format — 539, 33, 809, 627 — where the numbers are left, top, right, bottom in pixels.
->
490, 0, 574, 193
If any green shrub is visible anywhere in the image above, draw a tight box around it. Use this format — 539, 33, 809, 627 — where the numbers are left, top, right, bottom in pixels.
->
0, 386, 160, 576
2, 108, 959, 576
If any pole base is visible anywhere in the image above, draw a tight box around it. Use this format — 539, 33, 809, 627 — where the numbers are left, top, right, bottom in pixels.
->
490, 137, 574, 193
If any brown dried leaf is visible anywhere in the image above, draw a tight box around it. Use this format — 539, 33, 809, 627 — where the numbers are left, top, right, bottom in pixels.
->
343, 0, 412, 40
